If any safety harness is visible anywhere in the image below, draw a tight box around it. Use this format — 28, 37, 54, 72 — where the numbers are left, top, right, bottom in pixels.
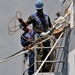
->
33, 13, 49, 32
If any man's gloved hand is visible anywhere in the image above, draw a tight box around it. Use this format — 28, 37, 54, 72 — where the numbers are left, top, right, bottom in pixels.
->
40, 32, 46, 37
40, 31, 50, 37
18, 18, 23, 23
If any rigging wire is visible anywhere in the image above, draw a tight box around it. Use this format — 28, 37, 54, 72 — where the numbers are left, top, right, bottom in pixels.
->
0, 35, 52, 63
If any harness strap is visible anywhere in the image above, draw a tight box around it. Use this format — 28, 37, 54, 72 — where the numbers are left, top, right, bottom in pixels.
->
33, 13, 49, 32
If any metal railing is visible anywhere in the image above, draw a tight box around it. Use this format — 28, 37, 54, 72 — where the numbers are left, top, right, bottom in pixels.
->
34, 32, 64, 75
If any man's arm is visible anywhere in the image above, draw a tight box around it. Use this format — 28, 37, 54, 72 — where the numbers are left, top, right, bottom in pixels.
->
40, 16, 53, 37
18, 15, 35, 32
18, 18, 28, 28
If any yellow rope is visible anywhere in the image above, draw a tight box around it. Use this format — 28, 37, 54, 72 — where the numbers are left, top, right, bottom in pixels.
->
21, 35, 34, 43
33, 27, 42, 33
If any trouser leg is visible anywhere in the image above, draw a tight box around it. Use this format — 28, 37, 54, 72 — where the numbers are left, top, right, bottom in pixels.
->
42, 40, 52, 72
28, 51, 34, 75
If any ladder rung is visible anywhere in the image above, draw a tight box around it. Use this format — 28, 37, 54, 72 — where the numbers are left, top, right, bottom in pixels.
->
36, 60, 64, 63
36, 46, 65, 49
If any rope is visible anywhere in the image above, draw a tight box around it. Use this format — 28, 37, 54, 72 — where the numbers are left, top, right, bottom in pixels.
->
8, 11, 35, 43
0, 35, 52, 63
0, 49, 29, 63
15, 11, 22, 18
8, 11, 22, 35
21, 35, 34, 43
33, 28, 42, 33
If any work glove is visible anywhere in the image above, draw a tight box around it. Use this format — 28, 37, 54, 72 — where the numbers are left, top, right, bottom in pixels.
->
18, 18, 23, 23
40, 31, 50, 37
